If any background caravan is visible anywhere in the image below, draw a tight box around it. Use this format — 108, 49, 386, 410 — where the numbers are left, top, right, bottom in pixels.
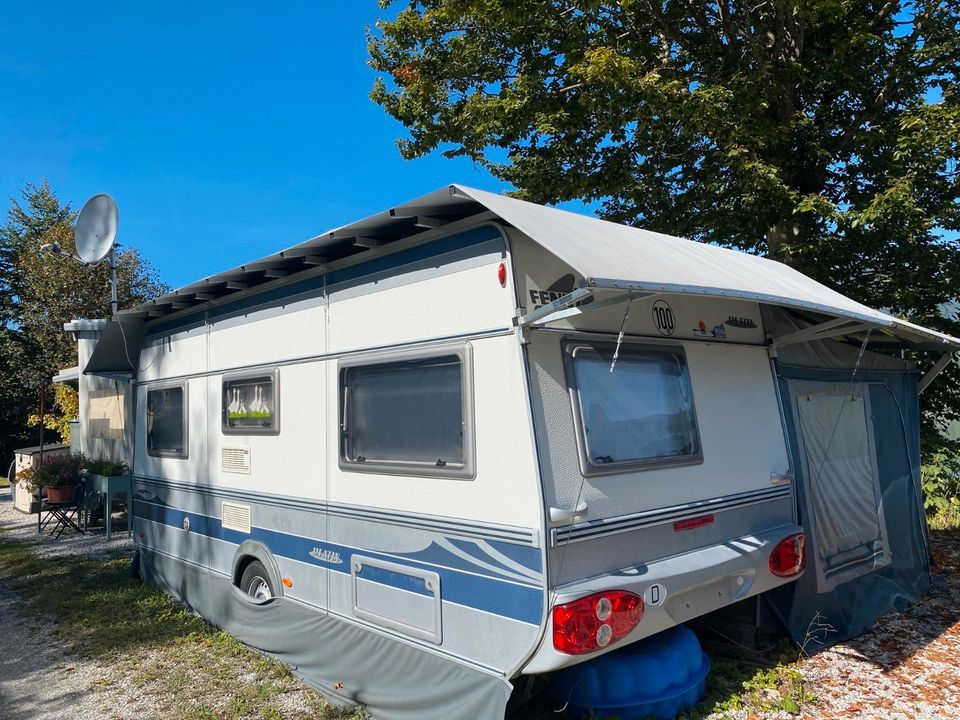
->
88, 185, 958, 720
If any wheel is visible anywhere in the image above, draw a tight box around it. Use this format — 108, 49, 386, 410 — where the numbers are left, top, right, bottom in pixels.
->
240, 560, 275, 602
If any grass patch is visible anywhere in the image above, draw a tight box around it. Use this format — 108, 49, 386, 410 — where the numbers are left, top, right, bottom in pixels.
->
669, 639, 814, 720
0, 539, 366, 719
693, 660, 814, 718
929, 506, 960, 532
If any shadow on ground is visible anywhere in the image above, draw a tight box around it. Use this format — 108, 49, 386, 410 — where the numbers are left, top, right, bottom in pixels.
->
836, 529, 960, 672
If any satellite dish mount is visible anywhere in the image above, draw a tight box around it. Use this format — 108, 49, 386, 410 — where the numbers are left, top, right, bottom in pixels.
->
74, 194, 120, 315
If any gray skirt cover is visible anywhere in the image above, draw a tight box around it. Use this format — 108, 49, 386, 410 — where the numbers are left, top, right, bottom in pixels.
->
141, 550, 513, 720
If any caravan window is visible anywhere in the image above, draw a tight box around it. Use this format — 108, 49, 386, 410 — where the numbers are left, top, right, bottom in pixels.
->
339, 345, 474, 479
146, 384, 188, 458
222, 369, 279, 435
566, 342, 702, 475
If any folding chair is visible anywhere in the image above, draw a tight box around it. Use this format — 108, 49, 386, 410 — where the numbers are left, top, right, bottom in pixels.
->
38, 478, 87, 537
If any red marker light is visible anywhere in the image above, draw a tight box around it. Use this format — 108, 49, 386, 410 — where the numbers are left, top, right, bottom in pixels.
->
497, 262, 507, 287
673, 514, 714, 532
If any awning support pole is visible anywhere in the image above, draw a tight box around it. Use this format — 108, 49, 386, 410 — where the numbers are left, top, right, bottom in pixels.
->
770, 318, 871, 350
918, 352, 955, 395
514, 287, 594, 327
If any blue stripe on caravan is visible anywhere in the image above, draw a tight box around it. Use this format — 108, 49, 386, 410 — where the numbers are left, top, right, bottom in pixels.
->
391, 537, 542, 580
135, 499, 543, 625
356, 564, 434, 598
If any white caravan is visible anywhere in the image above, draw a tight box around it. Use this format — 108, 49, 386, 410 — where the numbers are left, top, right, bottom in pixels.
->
91, 186, 958, 720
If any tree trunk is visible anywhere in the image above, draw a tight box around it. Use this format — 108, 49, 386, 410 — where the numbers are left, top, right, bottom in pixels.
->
766, 224, 801, 268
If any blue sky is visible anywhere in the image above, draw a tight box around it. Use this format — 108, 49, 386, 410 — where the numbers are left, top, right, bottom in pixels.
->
0, 3, 510, 289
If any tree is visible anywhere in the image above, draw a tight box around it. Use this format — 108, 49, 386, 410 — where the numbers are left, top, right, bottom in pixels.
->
369, 0, 960, 454
0, 181, 169, 462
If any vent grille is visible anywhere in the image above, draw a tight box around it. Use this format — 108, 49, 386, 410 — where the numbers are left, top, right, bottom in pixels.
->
222, 447, 250, 474
222, 502, 252, 534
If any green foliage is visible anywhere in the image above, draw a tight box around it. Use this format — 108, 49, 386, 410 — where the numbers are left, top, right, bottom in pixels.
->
928, 504, 960, 530
369, 1, 960, 456
82, 455, 130, 477
704, 661, 814, 717
18, 451, 130, 489
0, 181, 169, 463
27, 383, 78, 443
922, 450, 960, 513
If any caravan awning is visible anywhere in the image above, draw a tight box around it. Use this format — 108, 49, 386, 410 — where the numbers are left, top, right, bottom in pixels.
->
122, 184, 960, 353
83, 318, 145, 377
456, 187, 960, 352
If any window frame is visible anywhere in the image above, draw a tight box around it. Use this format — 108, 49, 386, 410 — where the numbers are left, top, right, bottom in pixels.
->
146, 381, 189, 459
564, 339, 703, 477
338, 343, 476, 480
221, 368, 281, 436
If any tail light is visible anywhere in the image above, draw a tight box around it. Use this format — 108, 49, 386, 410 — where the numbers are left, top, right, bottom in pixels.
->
553, 590, 644, 654
769, 533, 806, 577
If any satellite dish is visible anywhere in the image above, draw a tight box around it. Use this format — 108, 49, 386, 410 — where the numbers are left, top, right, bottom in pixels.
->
75, 193, 118, 264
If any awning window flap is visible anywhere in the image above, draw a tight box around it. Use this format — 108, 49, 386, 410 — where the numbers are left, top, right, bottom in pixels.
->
83, 319, 145, 376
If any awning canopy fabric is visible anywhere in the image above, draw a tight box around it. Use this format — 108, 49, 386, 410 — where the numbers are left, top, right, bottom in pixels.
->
121, 184, 960, 352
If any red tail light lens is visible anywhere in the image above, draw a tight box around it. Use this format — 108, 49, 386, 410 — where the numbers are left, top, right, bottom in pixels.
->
553, 590, 644, 654
769, 532, 806, 577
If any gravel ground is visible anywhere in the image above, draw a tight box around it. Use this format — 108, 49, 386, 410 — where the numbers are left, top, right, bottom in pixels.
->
796, 531, 960, 720
1, 483, 958, 720
0, 486, 133, 719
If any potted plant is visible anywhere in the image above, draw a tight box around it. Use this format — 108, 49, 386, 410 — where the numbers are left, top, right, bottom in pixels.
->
81, 457, 131, 538
82, 457, 129, 479
22, 453, 84, 503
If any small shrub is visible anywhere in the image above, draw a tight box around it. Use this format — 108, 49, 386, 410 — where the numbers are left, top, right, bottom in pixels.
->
83, 456, 130, 476
922, 451, 960, 515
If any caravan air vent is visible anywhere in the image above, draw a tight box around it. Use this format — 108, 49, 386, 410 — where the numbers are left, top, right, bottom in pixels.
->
222, 447, 251, 474
222, 502, 252, 534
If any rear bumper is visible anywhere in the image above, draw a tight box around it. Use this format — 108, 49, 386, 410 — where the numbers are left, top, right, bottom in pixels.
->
520, 523, 803, 674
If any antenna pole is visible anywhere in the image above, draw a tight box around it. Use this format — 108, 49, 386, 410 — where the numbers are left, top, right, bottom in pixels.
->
109, 246, 118, 316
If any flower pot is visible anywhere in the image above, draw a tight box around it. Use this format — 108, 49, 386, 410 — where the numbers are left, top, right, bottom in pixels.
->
45, 485, 76, 503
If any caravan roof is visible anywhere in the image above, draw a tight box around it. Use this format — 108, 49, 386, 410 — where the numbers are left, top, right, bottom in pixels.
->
120, 184, 960, 352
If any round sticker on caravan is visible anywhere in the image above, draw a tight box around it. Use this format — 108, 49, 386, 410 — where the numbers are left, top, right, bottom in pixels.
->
652, 300, 675, 336
644, 582, 667, 607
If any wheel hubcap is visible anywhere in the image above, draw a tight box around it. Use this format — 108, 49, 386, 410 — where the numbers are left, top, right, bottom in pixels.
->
248, 576, 271, 601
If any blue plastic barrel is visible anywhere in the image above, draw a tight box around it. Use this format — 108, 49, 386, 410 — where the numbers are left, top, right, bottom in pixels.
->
548, 625, 710, 719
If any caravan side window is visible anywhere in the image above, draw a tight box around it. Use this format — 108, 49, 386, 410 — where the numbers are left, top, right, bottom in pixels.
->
222, 369, 280, 435
146, 384, 188, 458
566, 341, 702, 475
339, 345, 475, 479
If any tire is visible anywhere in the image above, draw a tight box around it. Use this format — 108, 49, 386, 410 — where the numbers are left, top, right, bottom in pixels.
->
240, 560, 275, 602
128, 549, 142, 580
